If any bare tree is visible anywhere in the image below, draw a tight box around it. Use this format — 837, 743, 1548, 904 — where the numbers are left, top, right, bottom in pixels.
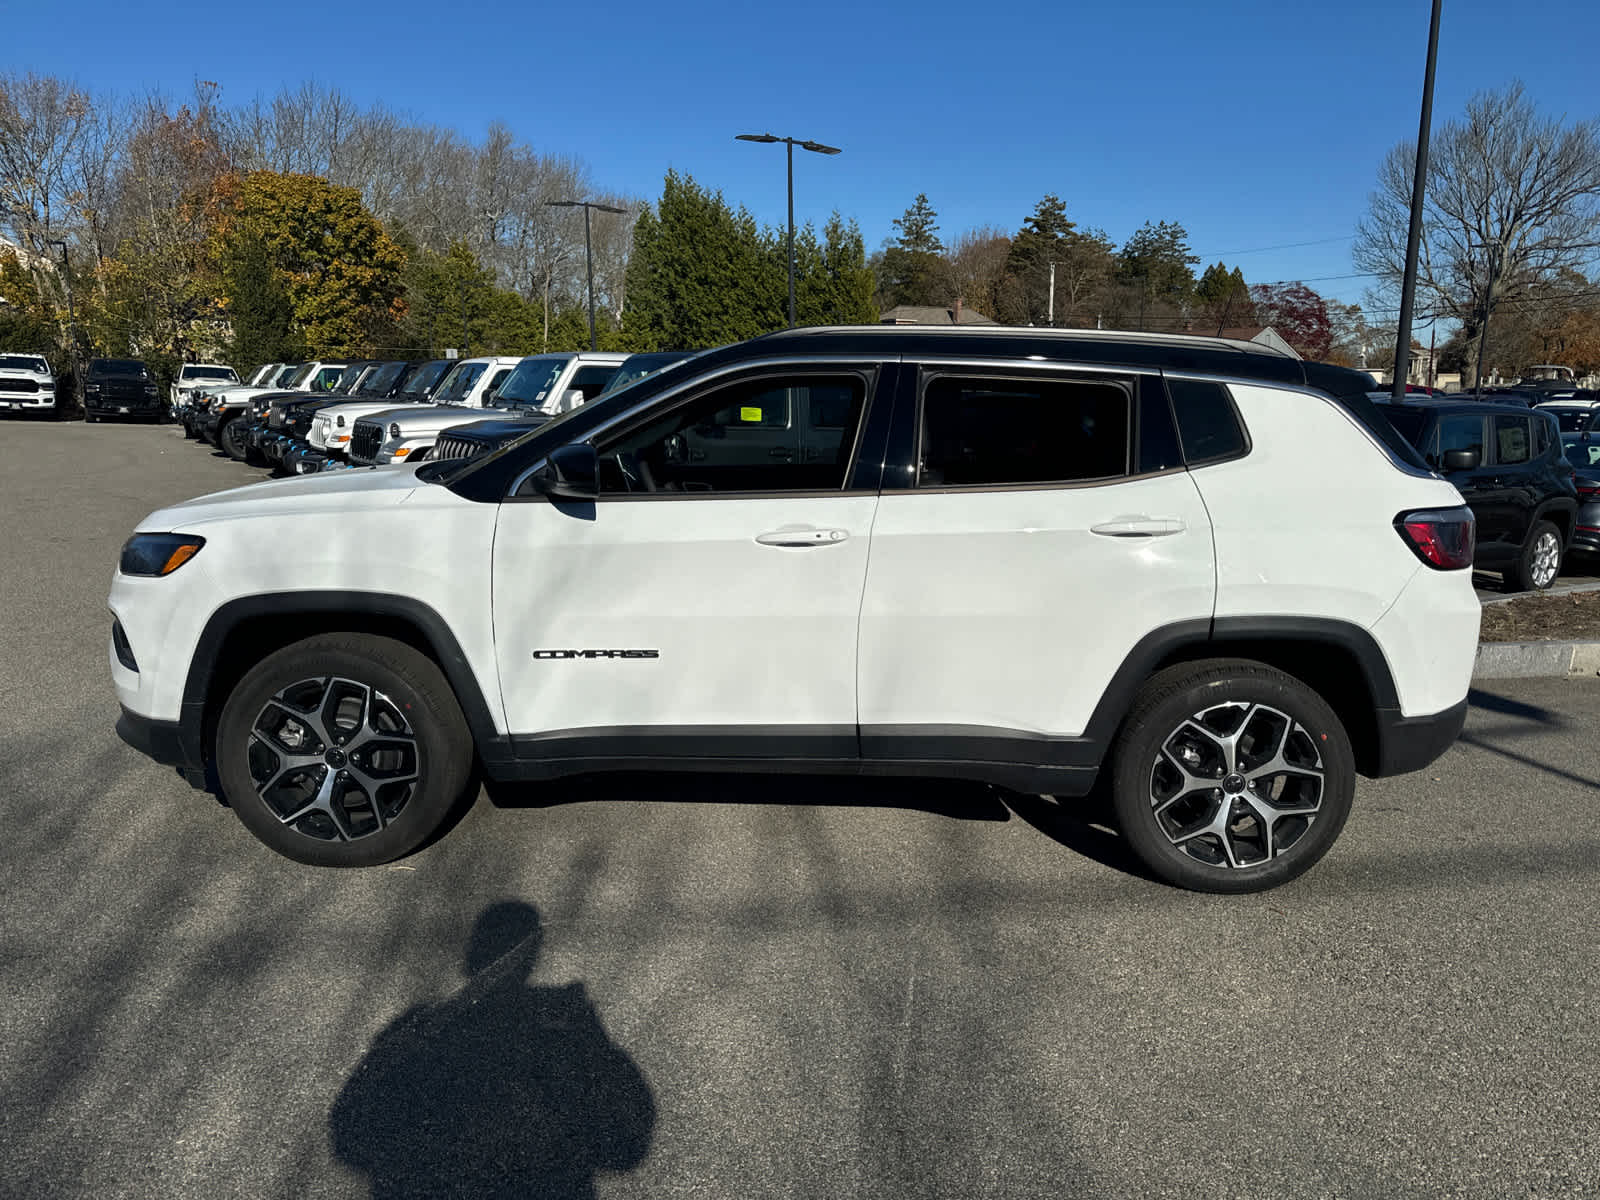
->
1356, 82, 1600, 385
0, 72, 92, 255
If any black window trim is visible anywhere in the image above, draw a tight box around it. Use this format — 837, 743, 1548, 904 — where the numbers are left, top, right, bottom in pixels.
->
910, 366, 1138, 493
509, 361, 884, 503
1163, 375, 1253, 468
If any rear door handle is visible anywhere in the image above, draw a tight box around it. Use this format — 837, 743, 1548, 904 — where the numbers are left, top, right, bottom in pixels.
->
756, 528, 849, 547
1090, 516, 1186, 538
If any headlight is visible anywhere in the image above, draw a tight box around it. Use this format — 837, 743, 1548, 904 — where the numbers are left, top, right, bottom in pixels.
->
119, 533, 205, 577
143, 383, 158, 395
389, 423, 401, 438
85, 383, 100, 393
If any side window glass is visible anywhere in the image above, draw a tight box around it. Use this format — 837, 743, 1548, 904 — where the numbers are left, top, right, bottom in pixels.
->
1168, 379, 1246, 465
1438, 415, 1485, 463
570, 365, 619, 401
597, 375, 867, 494
1137, 376, 1183, 474
919, 375, 1129, 487
1495, 415, 1530, 465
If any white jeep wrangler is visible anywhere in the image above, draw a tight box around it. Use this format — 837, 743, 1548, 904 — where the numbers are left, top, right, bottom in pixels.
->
109, 327, 1480, 892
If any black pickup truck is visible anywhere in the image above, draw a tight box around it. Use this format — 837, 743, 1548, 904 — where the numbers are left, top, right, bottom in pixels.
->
84, 359, 162, 423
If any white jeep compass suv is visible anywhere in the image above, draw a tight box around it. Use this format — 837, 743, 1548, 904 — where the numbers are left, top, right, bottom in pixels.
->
109, 327, 1480, 892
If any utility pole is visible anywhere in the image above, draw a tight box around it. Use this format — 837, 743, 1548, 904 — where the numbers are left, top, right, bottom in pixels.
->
1047, 260, 1057, 327
459, 277, 469, 358
1391, 0, 1442, 401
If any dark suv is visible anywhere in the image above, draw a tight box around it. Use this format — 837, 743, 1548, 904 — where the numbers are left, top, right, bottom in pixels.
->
1379, 399, 1576, 591
84, 358, 161, 422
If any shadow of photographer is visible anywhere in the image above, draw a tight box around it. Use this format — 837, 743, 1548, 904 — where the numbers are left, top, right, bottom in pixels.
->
329, 901, 654, 1199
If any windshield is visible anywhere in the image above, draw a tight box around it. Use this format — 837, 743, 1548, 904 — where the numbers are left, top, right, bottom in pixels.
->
400, 361, 450, 397
0, 355, 48, 373
89, 360, 148, 378
362, 362, 407, 395
332, 364, 370, 393
605, 353, 690, 393
181, 365, 236, 381
492, 358, 568, 409
432, 362, 487, 405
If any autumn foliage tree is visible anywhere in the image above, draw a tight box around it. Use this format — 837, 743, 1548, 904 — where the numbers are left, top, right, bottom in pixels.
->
1250, 281, 1334, 359
213, 171, 406, 355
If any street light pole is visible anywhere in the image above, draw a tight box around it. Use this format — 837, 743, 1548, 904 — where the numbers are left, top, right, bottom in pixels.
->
545, 199, 627, 351
735, 133, 841, 329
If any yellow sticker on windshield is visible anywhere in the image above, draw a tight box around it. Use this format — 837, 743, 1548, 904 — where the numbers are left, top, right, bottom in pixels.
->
740, 406, 762, 423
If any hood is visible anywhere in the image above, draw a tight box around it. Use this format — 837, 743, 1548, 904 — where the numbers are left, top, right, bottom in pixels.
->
444, 415, 550, 441
314, 399, 406, 425
359, 404, 478, 433
138, 464, 424, 531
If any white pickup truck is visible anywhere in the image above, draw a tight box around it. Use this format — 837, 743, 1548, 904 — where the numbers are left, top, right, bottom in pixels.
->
0, 354, 59, 417
324, 356, 524, 464
170, 363, 239, 413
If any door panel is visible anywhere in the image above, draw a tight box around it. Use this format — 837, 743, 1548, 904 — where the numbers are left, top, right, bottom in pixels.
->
858, 471, 1214, 738
491, 496, 878, 736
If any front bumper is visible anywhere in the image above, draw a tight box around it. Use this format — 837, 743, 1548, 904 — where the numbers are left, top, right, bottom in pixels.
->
0, 393, 56, 410
115, 705, 209, 789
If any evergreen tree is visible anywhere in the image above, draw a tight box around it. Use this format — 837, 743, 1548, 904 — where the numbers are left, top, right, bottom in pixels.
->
1001, 194, 1113, 326
220, 229, 298, 367
622, 171, 784, 350
876, 193, 953, 309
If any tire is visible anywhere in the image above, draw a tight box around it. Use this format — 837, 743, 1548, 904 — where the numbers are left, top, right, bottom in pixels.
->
219, 417, 249, 460
215, 634, 474, 866
1109, 659, 1355, 894
1504, 520, 1563, 593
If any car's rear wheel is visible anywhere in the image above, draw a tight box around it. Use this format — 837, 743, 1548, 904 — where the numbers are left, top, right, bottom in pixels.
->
1504, 520, 1563, 593
1109, 660, 1355, 893
215, 634, 474, 866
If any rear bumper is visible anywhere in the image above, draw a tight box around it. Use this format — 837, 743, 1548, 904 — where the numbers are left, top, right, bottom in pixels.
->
1372, 697, 1468, 777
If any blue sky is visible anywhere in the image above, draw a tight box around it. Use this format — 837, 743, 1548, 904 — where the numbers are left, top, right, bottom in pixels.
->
5, 0, 1598, 320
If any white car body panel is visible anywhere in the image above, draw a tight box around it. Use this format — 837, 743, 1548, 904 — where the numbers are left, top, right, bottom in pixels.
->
491, 494, 879, 734
109, 468, 504, 731
857, 471, 1216, 735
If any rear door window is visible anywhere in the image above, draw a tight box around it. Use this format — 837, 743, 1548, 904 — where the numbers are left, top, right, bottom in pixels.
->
1494, 415, 1531, 465
918, 374, 1129, 487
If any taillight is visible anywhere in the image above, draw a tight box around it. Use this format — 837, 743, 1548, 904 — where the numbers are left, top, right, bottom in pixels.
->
1577, 482, 1600, 501
1396, 507, 1475, 570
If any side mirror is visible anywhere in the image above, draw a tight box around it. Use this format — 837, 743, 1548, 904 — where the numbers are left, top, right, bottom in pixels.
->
563, 388, 585, 410
533, 443, 598, 500
1441, 448, 1480, 472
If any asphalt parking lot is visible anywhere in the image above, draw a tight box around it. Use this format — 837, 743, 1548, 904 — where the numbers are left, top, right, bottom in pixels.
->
2, 420, 1598, 1200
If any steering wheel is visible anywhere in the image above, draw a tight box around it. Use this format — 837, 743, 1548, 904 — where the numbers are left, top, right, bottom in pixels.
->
613, 450, 657, 494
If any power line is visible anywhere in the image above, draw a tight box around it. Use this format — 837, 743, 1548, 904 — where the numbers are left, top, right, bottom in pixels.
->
1195, 234, 1356, 258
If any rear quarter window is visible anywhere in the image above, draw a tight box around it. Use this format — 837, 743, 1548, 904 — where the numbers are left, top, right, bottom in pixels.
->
1167, 379, 1247, 465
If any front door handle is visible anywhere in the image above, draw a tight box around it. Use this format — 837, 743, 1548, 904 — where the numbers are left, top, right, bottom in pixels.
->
1090, 516, 1186, 538
756, 528, 849, 547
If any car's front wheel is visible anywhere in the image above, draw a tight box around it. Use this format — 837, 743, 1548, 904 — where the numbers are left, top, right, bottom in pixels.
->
219, 417, 249, 460
1109, 660, 1355, 893
215, 634, 474, 866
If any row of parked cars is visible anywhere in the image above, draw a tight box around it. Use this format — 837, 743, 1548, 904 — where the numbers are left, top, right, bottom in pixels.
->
1371, 382, 1600, 591
174, 351, 692, 475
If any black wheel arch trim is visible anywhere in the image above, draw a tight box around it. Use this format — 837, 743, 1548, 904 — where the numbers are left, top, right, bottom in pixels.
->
180, 592, 507, 773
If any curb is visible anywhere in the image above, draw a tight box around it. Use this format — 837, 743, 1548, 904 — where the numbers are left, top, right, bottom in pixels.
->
1480, 580, 1600, 607
1473, 640, 1600, 679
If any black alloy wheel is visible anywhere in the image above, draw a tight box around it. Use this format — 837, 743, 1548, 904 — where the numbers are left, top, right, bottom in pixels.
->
1110, 660, 1355, 893
216, 634, 474, 866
